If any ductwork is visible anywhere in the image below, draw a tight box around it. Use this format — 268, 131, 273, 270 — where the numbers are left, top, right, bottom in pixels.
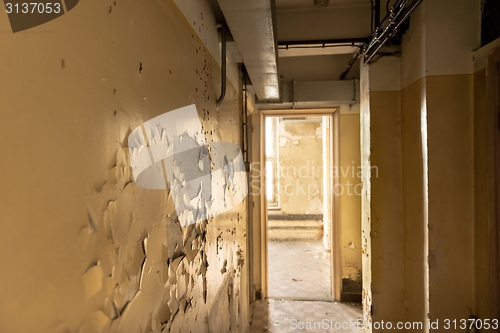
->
217, 0, 280, 101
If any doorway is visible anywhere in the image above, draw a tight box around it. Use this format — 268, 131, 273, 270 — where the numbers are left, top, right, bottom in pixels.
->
260, 109, 340, 301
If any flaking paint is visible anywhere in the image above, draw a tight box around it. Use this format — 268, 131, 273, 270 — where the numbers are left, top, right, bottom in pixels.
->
0, 0, 249, 332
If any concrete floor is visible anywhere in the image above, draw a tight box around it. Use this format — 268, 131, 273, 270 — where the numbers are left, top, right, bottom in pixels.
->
268, 239, 331, 300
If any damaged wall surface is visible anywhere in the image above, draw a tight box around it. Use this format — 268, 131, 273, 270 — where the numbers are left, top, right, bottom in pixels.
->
0, 0, 249, 332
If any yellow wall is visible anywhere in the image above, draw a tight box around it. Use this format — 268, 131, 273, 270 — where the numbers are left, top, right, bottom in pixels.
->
401, 79, 426, 329
0, 0, 249, 332
248, 111, 263, 300
363, 72, 479, 332
426, 74, 475, 325
473, 68, 491, 319
471, 37, 500, 320
339, 114, 362, 284
364, 90, 406, 322
360, 1, 493, 331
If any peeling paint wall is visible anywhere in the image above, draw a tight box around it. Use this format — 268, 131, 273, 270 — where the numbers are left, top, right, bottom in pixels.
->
0, 0, 249, 332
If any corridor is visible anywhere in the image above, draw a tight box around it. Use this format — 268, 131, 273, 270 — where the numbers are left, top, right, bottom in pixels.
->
0, 0, 499, 332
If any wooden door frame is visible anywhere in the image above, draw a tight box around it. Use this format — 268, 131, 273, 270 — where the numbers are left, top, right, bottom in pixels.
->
259, 108, 341, 301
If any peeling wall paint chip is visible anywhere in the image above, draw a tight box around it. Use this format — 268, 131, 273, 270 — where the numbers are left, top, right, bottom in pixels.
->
87, 205, 98, 233
128, 104, 247, 226
92, 310, 109, 331
84, 264, 104, 299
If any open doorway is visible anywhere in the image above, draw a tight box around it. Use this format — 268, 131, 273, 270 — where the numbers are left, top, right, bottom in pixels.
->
261, 109, 339, 301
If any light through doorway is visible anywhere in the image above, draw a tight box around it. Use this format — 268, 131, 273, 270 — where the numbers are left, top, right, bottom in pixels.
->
264, 113, 334, 301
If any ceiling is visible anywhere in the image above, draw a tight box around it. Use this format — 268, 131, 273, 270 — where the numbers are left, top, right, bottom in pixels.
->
274, 0, 385, 86
217, 0, 391, 101
279, 53, 360, 81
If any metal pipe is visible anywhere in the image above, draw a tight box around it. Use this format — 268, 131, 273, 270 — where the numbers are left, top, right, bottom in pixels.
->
340, 48, 362, 80
365, 0, 409, 53
241, 64, 248, 163
389, 0, 422, 37
278, 38, 368, 47
374, 0, 381, 28
216, 24, 227, 107
364, 0, 422, 63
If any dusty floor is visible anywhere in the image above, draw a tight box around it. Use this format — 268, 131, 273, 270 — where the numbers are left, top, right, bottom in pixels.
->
268, 239, 331, 300
249, 239, 362, 332
250, 299, 363, 333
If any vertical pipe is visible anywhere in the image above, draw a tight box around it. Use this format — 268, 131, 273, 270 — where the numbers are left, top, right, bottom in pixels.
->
241, 64, 248, 163
216, 25, 227, 107
374, 0, 381, 28
340, 47, 362, 80
241, 63, 255, 303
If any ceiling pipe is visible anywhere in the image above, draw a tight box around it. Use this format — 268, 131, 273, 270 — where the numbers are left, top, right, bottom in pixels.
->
216, 24, 227, 107
364, 0, 423, 63
278, 38, 368, 48
364, 0, 409, 58
374, 0, 381, 28
314, 0, 329, 8
340, 48, 362, 80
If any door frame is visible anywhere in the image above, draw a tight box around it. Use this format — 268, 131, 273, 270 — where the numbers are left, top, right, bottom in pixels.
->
259, 108, 341, 300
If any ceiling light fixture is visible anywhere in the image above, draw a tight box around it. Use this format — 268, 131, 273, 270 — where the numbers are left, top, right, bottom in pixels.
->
314, 0, 329, 8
